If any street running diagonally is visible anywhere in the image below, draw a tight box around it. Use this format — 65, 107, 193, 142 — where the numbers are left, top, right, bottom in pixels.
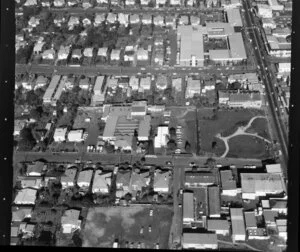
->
215, 116, 271, 158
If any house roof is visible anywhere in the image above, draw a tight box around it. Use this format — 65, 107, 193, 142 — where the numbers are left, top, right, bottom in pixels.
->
130, 171, 150, 189
114, 135, 133, 149
27, 161, 46, 175
12, 207, 33, 222
61, 168, 77, 183
14, 188, 37, 205
154, 170, 170, 189
241, 173, 284, 194
182, 233, 217, 245
61, 209, 80, 225
220, 170, 236, 190
207, 219, 230, 231
244, 211, 257, 228
77, 169, 93, 184
92, 170, 112, 191
185, 172, 216, 184
116, 170, 131, 187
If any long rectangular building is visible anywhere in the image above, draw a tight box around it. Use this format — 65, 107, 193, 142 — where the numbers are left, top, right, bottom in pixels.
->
52, 76, 67, 105
92, 76, 106, 106
230, 208, 246, 242
183, 192, 194, 224
208, 186, 221, 218
228, 33, 247, 61
43, 75, 61, 104
226, 8, 243, 27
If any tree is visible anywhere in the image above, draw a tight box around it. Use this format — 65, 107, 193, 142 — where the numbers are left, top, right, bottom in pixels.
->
211, 141, 217, 149
72, 230, 82, 247
18, 127, 36, 151
185, 141, 191, 153
169, 127, 176, 138
167, 139, 177, 151
124, 193, 132, 201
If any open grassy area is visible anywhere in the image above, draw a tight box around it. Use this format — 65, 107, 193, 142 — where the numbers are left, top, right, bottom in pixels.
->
198, 109, 264, 156
245, 117, 271, 140
227, 135, 271, 159
82, 205, 173, 249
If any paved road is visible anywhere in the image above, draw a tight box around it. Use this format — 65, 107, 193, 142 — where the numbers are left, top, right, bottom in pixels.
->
16, 63, 256, 76
243, 0, 288, 177
14, 151, 263, 168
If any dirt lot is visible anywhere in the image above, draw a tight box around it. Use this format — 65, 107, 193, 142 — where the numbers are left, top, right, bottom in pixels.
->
227, 135, 271, 159
82, 205, 173, 249
198, 109, 265, 156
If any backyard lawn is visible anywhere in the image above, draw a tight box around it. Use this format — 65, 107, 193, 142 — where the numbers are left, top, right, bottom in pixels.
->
227, 135, 271, 159
198, 109, 265, 156
82, 205, 173, 249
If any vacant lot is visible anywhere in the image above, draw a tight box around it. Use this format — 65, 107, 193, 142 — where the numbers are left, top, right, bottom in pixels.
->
198, 109, 264, 156
82, 205, 173, 249
245, 117, 271, 140
227, 135, 271, 159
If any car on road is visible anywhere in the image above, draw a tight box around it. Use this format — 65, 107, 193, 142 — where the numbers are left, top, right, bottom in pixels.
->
148, 225, 152, 232
178, 204, 182, 208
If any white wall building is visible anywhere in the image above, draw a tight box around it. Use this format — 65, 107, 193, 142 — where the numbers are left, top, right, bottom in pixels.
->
154, 126, 169, 148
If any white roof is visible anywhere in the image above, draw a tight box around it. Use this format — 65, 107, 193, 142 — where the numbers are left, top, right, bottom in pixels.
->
83, 47, 93, 57
54, 127, 67, 138
68, 129, 83, 140
266, 163, 282, 173
92, 170, 112, 191
14, 188, 37, 205
226, 8, 243, 27
77, 170, 93, 184
97, 47, 108, 56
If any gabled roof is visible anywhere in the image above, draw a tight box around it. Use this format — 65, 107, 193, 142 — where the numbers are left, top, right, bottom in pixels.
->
61, 168, 77, 183
12, 207, 33, 222
92, 170, 112, 191
130, 171, 150, 189
27, 161, 46, 175
116, 170, 131, 186
77, 169, 93, 184
61, 209, 80, 225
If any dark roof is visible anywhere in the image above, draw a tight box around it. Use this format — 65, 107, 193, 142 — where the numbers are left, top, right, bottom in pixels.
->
244, 211, 257, 228
220, 170, 237, 190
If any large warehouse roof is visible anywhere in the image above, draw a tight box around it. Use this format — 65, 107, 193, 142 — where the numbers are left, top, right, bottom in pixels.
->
226, 8, 243, 27
230, 208, 246, 236
228, 33, 247, 60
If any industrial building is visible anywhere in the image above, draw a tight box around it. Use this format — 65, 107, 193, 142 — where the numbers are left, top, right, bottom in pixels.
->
208, 186, 221, 218
183, 192, 194, 224
182, 233, 218, 250
230, 208, 246, 242
226, 8, 243, 29
241, 173, 285, 199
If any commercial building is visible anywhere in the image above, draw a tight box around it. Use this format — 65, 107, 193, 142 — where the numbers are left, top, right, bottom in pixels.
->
268, 0, 284, 11
182, 233, 218, 250
230, 208, 246, 242
266, 163, 282, 174
266, 35, 291, 58
208, 186, 221, 218
183, 192, 194, 224
241, 173, 285, 199
257, 4, 273, 18
154, 126, 169, 148
244, 211, 257, 230
131, 101, 147, 117
218, 91, 262, 108
67, 129, 84, 142
153, 170, 170, 193
226, 8, 243, 28
185, 172, 216, 187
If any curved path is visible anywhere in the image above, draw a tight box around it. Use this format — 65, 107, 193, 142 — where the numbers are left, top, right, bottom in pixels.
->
216, 116, 271, 158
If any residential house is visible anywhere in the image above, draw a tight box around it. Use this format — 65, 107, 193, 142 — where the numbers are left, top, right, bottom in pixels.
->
126, 0, 135, 5
53, 127, 67, 142
21, 223, 36, 239
71, 48, 82, 59
33, 41, 45, 55
130, 14, 140, 24
94, 13, 106, 26
165, 16, 176, 27
83, 47, 94, 62
153, 170, 170, 193
154, 126, 169, 148
156, 0, 167, 6
114, 135, 133, 151
116, 170, 131, 196
41, 0, 51, 7
129, 171, 150, 193
67, 129, 84, 142
107, 13, 117, 24
141, 0, 151, 5
142, 14, 152, 25
42, 48, 56, 60
54, 0, 65, 7
96, 0, 108, 4
61, 209, 81, 233
182, 233, 218, 250
276, 219, 287, 240
172, 78, 182, 92
207, 219, 230, 235
124, 46, 135, 62
179, 15, 189, 26
129, 76, 139, 90
186, 78, 201, 98
82, 0, 93, 8
97, 47, 108, 58
153, 15, 164, 26
92, 170, 112, 193
77, 169, 93, 188
185, 172, 216, 187
68, 16, 80, 29
110, 49, 121, 61
270, 199, 287, 215
131, 100, 147, 117
139, 76, 151, 90
137, 48, 149, 61
61, 168, 77, 188
170, 0, 181, 5
57, 45, 70, 61
67, 0, 79, 6
24, 0, 37, 6
156, 75, 168, 90
82, 17, 92, 27
186, 0, 195, 6
20, 177, 43, 189
110, 0, 119, 5
14, 188, 37, 205
220, 170, 238, 196
231, 208, 246, 242
26, 161, 47, 176
118, 13, 129, 26
183, 192, 194, 224
12, 207, 33, 222
14, 120, 26, 136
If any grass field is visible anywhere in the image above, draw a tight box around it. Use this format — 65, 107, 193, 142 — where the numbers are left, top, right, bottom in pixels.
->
198, 109, 264, 156
245, 117, 271, 140
227, 135, 271, 159
82, 205, 173, 249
